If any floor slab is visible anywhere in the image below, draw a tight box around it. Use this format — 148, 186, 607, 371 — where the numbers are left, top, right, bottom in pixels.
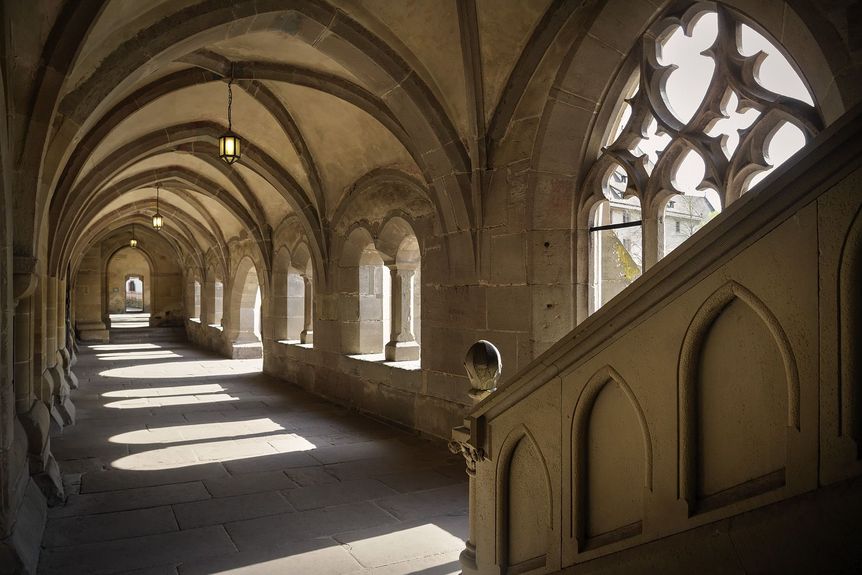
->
40, 327, 467, 574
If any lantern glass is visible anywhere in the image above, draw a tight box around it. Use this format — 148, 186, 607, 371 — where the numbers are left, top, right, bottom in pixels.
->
152, 212, 163, 230
130, 238, 138, 248
219, 132, 241, 164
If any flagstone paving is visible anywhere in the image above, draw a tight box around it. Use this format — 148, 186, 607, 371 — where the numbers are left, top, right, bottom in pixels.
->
40, 324, 466, 574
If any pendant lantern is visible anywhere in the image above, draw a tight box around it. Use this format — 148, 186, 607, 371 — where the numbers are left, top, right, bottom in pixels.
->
219, 72, 241, 164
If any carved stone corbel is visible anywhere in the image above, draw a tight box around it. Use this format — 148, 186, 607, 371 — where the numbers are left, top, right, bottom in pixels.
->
12, 257, 38, 303
449, 424, 485, 477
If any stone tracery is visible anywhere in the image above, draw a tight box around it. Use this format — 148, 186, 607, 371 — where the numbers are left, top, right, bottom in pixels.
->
584, 2, 821, 313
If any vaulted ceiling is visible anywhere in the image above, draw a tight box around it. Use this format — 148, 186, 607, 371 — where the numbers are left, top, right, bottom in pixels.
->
22, 0, 555, 276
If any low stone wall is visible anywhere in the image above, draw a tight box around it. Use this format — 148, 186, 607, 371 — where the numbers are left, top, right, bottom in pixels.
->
185, 320, 228, 357
264, 342, 467, 439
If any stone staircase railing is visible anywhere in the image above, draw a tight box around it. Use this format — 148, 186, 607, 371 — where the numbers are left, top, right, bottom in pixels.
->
450, 105, 862, 574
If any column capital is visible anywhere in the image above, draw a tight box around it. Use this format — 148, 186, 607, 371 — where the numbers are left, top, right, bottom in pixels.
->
13, 257, 39, 302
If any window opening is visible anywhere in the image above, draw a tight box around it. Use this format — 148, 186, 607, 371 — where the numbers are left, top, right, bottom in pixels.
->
125, 276, 143, 312
584, 3, 819, 314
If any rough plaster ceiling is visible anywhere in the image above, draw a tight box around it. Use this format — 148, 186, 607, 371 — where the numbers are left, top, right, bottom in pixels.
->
107, 154, 242, 202
67, 0, 203, 94
234, 164, 294, 227
340, 0, 469, 138
209, 31, 361, 83
477, 0, 552, 125
267, 82, 420, 217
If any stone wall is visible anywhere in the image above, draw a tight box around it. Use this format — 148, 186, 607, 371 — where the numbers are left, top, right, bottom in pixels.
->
451, 107, 862, 575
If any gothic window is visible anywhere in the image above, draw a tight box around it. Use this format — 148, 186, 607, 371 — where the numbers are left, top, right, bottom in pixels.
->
584, 3, 819, 314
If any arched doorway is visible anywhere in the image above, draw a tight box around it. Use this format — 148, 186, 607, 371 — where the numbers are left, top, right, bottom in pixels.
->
124, 275, 143, 312
226, 256, 263, 359
106, 247, 153, 314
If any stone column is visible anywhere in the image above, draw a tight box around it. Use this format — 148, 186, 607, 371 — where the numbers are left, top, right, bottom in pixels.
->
56, 276, 78, 391
642, 212, 659, 271
44, 277, 57, 371
13, 258, 63, 504
13, 258, 38, 415
450, 340, 500, 575
271, 268, 288, 341
13, 297, 35, 416
384, 265, 419, 361
52, 277, 76, 427
449, 426, 483, 575
56, 278, 66, 353
213, 281, 224, 326
300, 275, 313, 344
202, 276, 215, 325
41, 277, 68, 428
74, 247, 109, 342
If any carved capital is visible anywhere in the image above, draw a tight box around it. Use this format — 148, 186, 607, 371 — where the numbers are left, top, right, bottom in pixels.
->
449, 424, 485, 476
13, 257, 39, 302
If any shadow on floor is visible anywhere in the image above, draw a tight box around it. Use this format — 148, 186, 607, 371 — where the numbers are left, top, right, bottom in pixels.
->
42, 326, 468, 575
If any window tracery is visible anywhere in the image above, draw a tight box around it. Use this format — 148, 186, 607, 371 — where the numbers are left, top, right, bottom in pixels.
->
585, 2, 820, 314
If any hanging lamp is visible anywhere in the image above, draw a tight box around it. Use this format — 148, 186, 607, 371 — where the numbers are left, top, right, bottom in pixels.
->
152, 183, 164, 231
219, 69, 241, 164
129, 224, 138, 248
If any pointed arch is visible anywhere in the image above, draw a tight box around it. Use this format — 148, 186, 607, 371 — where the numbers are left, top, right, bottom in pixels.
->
838, 204, 862, 454
571, 366, 652, 549
678, 280, 799, 512
495, 424, 553, 573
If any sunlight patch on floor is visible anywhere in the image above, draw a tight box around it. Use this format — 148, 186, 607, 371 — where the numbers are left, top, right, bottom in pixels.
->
102, 384, 227, 398
109, 418, 285, 444
104, 393, 239, 409
96, 350, 182, 361
99, 358, 263, 378
110, 433, 317, 470
89, 343, 162, 351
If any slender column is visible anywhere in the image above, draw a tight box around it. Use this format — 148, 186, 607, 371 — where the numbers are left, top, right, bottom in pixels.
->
12, 258, 64, 503
12, 258, 38, 414
47, 277, 57, 360
642, 213, 659, 271
202, 276, 215, 325
300, 275, 313, 344
385, 265, 419, 361
56, 278, 66, 351
12, 296, 34, 415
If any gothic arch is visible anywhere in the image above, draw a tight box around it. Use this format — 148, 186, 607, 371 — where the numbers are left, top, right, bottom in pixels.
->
495, 424, 554, 573
571, 366, 652, 548
103, 240, 156, 318
838, 205, 862, 455
678, 280, 800, 512
225, 255, 264, 346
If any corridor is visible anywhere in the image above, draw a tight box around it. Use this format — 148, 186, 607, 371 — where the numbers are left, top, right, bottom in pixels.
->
40, 322, 467, 575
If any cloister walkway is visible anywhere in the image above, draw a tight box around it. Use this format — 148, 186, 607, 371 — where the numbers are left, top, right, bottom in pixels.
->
40, 321, 467, 574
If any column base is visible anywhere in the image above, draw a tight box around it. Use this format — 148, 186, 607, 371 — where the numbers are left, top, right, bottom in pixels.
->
0, 479, 47, 575
459, 542, 480, 575
18, 404, 65, 505
59, 348, 79, 390
55, 380, 76, 427
300, 330, 313, 344
230, 341, 263, 359
384, 340, 420, 361
76, 322, 109, 343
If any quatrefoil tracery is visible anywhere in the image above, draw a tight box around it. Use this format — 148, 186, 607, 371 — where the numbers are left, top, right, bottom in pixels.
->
584, 2, 822, 215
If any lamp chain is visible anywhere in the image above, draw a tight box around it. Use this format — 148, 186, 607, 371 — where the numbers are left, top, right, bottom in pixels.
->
227, 77, 233, 131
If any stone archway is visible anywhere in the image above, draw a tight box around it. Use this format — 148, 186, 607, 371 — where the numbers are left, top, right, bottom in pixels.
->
226, 256, 263, 359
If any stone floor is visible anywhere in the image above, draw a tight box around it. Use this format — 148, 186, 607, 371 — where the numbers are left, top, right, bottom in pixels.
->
40, 322, 467, 574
